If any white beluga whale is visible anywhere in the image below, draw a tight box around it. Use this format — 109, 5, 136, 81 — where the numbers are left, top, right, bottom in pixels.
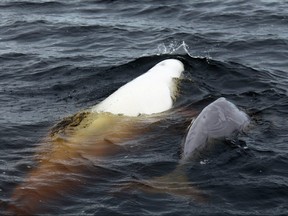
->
6, 59, 185, 215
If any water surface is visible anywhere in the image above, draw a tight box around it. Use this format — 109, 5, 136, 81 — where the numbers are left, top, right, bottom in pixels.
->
0, 0, 288, 215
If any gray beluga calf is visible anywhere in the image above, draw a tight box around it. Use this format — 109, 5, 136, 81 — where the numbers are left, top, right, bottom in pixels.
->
181, 97, 250, 162
136, 97, 250, 200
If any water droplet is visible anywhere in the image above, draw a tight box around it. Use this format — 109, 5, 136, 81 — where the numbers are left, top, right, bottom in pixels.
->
200, 159, 208, 165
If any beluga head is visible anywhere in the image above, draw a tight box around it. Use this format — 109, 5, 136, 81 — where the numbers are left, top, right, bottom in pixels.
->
181, 97, 250, 162
145, 59, 184, 81
92, 59, 184, 117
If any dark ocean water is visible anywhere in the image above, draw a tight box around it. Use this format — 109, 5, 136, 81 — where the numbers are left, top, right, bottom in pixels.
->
0, 0, 288, 215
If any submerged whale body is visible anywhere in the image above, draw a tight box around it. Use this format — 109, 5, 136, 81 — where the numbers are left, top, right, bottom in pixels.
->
6, 59, 184, 215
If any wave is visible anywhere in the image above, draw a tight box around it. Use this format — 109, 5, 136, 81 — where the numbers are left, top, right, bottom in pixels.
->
0, 1, 66, 9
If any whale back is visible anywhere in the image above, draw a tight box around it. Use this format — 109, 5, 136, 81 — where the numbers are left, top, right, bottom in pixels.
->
91, 59, 184, 117
182, 97, 250, 162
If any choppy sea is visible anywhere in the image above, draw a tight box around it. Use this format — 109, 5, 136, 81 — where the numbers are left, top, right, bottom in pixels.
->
0, 0, 288, 215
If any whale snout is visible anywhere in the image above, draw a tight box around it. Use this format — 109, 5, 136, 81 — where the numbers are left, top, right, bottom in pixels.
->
157, 59, 184, 78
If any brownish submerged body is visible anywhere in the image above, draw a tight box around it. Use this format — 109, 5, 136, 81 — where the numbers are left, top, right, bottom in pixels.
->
7, 111, 157, 215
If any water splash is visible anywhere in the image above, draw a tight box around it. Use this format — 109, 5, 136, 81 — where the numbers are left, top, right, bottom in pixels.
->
156, 41, 193, 57
200, 159, 209, 165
